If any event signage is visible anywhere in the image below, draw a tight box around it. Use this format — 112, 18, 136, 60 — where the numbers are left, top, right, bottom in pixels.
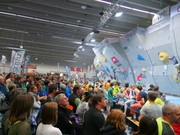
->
10, 50, 25, 74
1, 55, 6, 64
22, 55, 31, 74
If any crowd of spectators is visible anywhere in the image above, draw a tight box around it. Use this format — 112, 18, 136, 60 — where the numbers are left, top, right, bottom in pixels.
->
0, 72, 179, 135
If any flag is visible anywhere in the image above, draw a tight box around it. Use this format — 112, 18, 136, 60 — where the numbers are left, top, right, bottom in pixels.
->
10, 50, 25, 74
65, 66, 71, 77
1, 55, 6, 64
22, 55, 31, 74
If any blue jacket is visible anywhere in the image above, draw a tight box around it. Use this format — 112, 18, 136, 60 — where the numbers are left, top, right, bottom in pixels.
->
0, 84, 7, 96
65, 87, 71, 97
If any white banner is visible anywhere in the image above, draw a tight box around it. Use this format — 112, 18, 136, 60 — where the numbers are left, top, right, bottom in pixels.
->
22, 55, 31, 74
10, 50, 25, 74
10, 50, 16, 72
1, 55, 6, 64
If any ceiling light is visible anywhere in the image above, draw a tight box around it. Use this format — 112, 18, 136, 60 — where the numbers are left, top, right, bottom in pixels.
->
0, 11, 122, 35
19, 45, 23, 49
89, 32, 94, 35
64, 60, 77, 63
77, 20, 81, 23
81, 5, 86, 9
82, 48, 85, 51
79, 46, 83, 49
35, 58, 38, 60
91, 39, 96, 42
95, 0, 157, 15
115, 12, 123, 17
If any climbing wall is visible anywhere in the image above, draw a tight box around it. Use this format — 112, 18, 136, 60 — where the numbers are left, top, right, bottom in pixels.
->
93, 3, 180, 95
117, 28, 156, 86
93, 38, 130, 83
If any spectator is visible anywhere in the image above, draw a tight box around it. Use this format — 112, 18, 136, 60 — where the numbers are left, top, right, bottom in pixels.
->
69, 85, 82, 112
172, 105, 180, 135
36, 102, 62, 135
54, 94, 76, 135
46, 84, 59, 102
130, 85, 147, 120
148, 84, 154, 91
83, 94, 106, 135
0, 76, 7, 97
138, 91, 162, 121
4, 93, 34, 135
135, 116, 158, 135
1, 88, 25, 135
6, 73, 15, 92
65, 82, 71, 98
156, 103, 179, 135
101, 109, 127, 135
76, 94, 93, 126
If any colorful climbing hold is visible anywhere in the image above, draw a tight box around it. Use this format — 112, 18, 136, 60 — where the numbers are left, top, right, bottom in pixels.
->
102, 56, 107, 62
120, 67, 126, 72
142, 67, 147, 72
111, 56, 119, 63
95, 63, 99, 67
158, 52, 170, 62
106, 66, 110, 73
137, 54, 145, 60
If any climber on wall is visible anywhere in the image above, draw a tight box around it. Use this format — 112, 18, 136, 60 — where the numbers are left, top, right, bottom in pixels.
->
136, 73, 143, 85
175, 64, 180, 80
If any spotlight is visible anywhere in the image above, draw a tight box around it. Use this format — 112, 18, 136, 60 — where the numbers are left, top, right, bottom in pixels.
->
115, 12, 123, 17
91, 39, 96, 42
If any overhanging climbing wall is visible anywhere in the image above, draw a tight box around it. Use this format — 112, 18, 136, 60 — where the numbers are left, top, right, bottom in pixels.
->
93, 3, 180, 95
93, 38, 130, 83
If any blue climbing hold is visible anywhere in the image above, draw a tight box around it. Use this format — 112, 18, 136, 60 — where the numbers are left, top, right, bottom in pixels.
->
106, 66, 110, 73
137, 54, 145, 60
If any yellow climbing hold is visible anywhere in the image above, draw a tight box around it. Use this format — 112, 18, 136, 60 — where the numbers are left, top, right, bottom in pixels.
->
102, 57, 107, 62
142, 67, 147, 72
158, 52, 170, 62
95, 63, 99, 67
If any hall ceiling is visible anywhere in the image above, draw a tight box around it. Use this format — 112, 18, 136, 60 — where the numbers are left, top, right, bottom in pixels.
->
0, 0, 179, 66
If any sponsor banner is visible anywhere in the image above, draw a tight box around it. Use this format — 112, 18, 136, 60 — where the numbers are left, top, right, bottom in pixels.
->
171, 2, 180, 17
22, 55, 31, 74
1, 55, 6, 64
70, 67, 84, 72
10, 50, 25, 74
10, 50, 16, 72
28, 64, 37, 69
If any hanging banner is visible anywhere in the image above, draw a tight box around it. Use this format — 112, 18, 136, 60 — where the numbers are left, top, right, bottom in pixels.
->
22, 55, 31, 74
10, 50, 16, 72
1, 55, 7, 64
10, 50, 25, 74
90, 64, 94, 72
65, 66, 71, 77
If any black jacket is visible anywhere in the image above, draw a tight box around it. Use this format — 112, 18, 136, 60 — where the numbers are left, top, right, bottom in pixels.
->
55, 105, 76, 135
101, 124, 127, 135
